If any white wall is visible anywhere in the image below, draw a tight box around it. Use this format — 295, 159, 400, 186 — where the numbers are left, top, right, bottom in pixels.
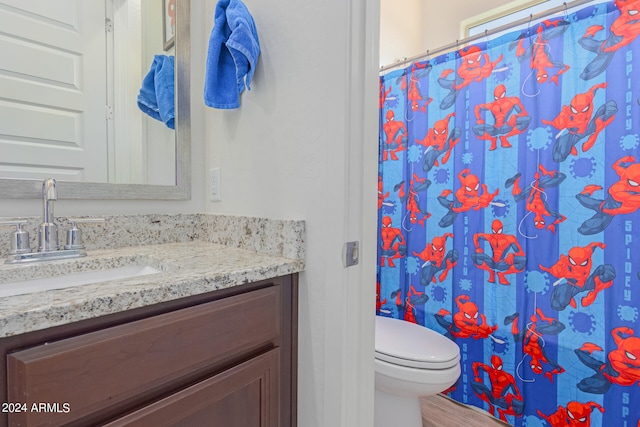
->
379, 0, 424, 66
198, 0, 379, 425
422, 0, 513, 48
380, 0, 512, 68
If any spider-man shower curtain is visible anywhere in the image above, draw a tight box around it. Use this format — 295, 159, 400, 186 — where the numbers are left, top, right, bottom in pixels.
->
377, 1, 640, 426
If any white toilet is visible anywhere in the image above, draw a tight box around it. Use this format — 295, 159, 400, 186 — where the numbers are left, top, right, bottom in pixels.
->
374, 315, 461, 427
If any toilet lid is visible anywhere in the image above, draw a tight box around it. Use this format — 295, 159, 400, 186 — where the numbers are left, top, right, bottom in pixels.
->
375, 316, 460, 369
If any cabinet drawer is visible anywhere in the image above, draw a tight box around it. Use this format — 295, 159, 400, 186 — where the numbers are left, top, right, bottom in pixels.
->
104, 348, 280, 427
7, 285, 281, 427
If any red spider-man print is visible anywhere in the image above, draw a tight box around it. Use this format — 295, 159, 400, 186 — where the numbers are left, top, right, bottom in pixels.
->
413, 233, 458, 285
451, 46, 503, 91
543, 83, 607, 140
471, 355, 524, 422
376, 282, 387, 314
540, 242, 616, 311
505, 164, 567, 234
379, 216, 406, 267
437, 169, 499, 228
401, 62, 433, 113
416, 112, 461, 172
473, 84, 531, 151
403, 292, 417, 323
396, 174, 431, 226
605, 0, 640, 51
580, 0, 640, 79
404, 285, 427, 324
604, 327, 640, 386
601, 156, 640, 215
576, 327, 640, 394
382, 110, 407, 161
542, 83, 617, 162
416, 113, 457, 153
576, 156, 640, 235
435, 295, 498, 341
511, 19, 570, 86
437, 46, 503, 110
378, 175, 390, 210
537, 401, 604, 427
451, 169, 499, 213
472, 219, 526, 285
390, 285, 428, 323
379, 81, 392, 110
505, 308, 566, 383
441, 383, 458, 395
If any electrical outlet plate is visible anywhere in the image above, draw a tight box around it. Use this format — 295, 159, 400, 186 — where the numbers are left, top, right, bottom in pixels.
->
209, 167, 221, 202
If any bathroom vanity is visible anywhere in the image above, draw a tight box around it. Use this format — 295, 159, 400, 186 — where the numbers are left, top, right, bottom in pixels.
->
0, 218, 304, 427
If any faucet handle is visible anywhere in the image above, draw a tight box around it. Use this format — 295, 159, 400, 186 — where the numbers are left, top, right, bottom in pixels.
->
0, 220, 32, 254
64, 218, 105, 250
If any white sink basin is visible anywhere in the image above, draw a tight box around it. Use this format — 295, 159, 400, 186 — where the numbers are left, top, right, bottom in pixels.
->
0, 264, 162, 298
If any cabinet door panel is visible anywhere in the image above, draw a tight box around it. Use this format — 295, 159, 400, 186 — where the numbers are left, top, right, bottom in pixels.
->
7, 285, 281, 426
104, 348, 280, 427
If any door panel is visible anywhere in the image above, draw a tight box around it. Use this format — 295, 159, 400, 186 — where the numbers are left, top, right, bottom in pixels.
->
0, 0, 108, 181
104, 349, 280, 427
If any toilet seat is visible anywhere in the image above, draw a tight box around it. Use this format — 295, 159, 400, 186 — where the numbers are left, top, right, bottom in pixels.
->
375, 316, 460, 370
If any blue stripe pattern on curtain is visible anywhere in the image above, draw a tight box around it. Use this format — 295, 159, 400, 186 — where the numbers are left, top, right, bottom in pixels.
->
377, 1, 640, 426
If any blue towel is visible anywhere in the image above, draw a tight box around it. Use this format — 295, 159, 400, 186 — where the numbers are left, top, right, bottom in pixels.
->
137, 55, 175, 129
204, 0, 260, 109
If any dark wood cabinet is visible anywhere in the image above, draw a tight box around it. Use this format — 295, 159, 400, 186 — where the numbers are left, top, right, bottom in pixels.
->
0, 275, 297, 427
104, 349, 280, 427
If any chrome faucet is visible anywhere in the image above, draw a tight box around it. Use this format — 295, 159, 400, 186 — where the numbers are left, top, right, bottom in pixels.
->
0, 178, 104, 264
38, 178, 59, 252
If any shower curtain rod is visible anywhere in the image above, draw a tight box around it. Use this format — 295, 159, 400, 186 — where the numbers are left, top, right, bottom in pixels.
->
379, 0, 596, 73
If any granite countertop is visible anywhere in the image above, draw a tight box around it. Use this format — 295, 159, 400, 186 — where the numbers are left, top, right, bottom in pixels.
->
0, 241, 304, 338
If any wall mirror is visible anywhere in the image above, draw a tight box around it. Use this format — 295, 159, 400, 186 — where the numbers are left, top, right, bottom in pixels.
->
0, 0, 190, 200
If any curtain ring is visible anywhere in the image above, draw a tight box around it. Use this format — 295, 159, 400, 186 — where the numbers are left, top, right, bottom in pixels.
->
563, 2, 569, 20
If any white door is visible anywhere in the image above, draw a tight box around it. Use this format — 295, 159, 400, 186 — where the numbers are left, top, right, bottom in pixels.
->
0, 0, 108, 182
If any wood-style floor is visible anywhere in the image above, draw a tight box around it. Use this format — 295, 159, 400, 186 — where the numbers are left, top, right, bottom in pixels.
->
421, 394, 510, 427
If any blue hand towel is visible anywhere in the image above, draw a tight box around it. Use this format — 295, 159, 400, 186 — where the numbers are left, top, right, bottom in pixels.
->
204, 0, 260, 109
138, 55, 175, 129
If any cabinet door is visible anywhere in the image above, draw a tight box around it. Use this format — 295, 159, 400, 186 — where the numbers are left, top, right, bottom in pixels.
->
104, 349, 280, 427
7, 285, 281, 426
